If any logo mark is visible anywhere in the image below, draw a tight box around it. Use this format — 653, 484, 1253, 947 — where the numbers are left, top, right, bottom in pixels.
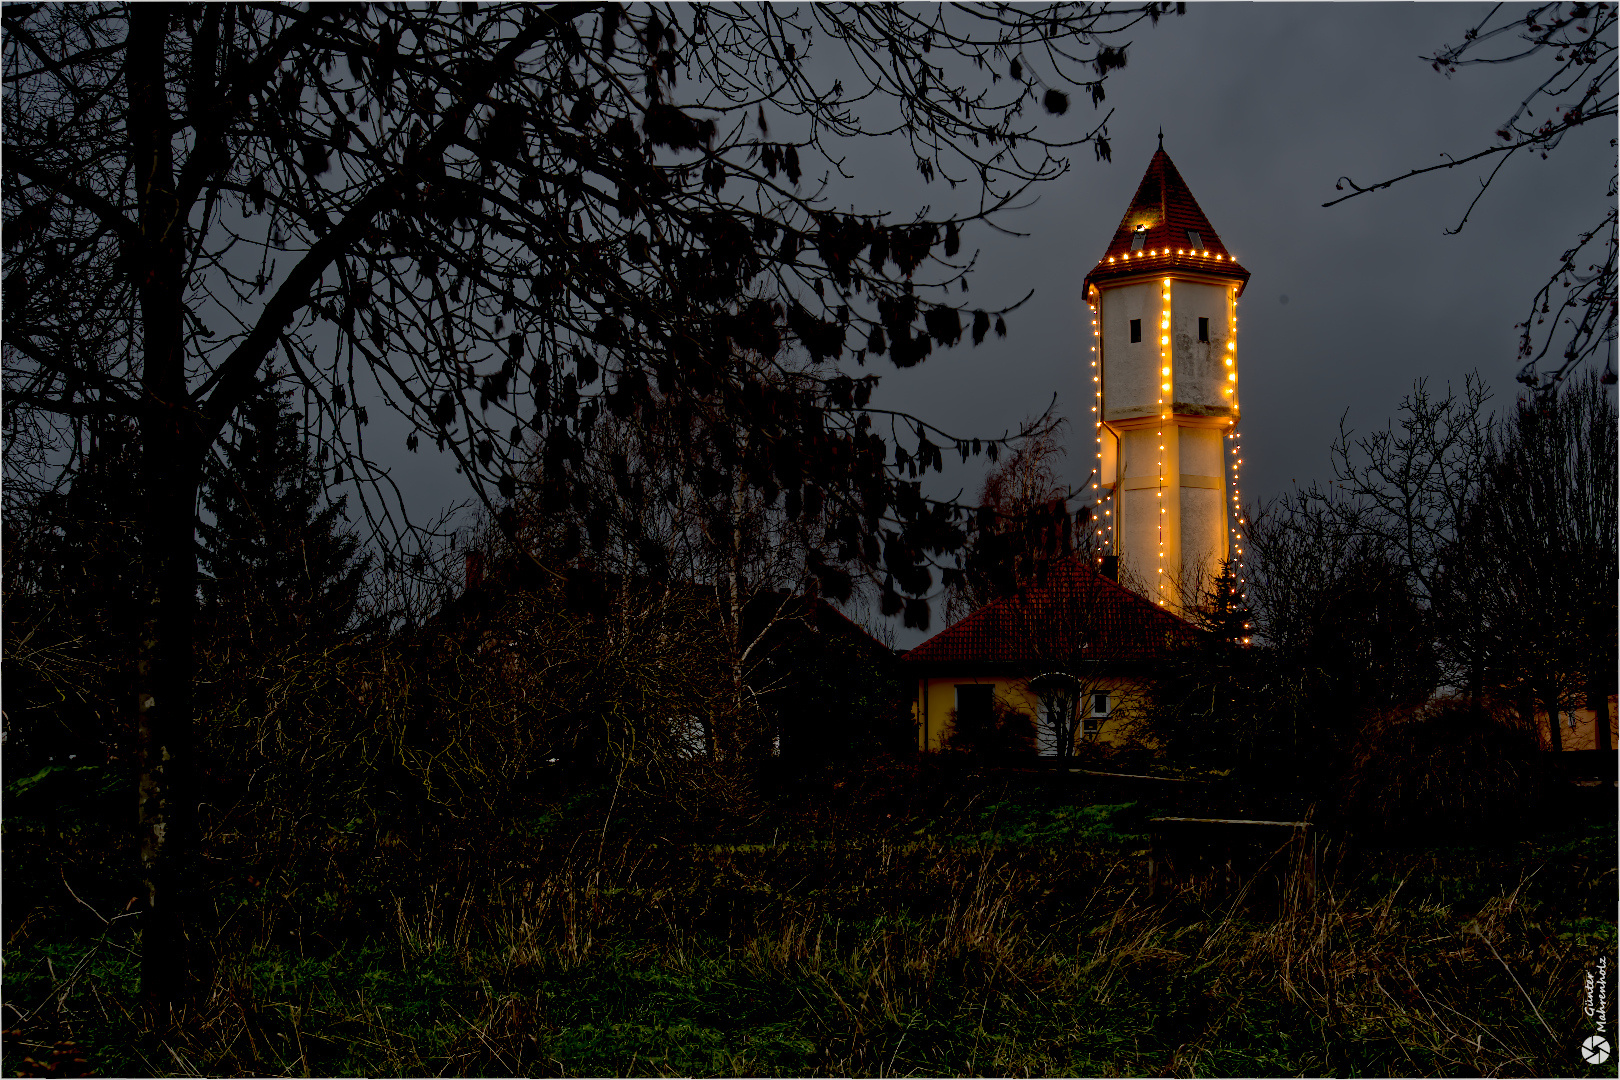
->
1581, 1035, 1611, 1065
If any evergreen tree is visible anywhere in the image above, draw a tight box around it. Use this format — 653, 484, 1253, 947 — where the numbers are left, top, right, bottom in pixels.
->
198, 382, 371, 656
2, 421, 148, 771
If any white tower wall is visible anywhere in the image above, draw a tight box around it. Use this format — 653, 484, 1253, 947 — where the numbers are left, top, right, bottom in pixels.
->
1178, 424, 1227, 598
1098, 281, 1163, 421
1095, 276, 1237, 612
1170, 281, 1235, 414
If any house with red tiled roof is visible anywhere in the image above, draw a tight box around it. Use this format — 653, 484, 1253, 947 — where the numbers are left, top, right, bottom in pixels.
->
902, 557, 1195, 753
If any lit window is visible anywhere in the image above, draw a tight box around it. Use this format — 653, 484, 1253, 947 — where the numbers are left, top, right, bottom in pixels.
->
1198, 317, 1209, 343
1131, 224, 1148, 251
1186, 230, 1203, 250
1130, 319, 1142, 343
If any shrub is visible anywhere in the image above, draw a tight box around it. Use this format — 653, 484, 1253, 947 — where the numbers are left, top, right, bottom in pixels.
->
943, 700, 1035, 763
1338, 698, 1546, 838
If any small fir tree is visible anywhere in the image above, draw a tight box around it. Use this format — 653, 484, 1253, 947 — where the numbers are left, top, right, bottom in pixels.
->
198, 381, 371, 655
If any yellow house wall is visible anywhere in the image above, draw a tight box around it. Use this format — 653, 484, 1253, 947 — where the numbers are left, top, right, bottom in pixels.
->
1534, 695, 1619, 752
913, 674, 1153, 752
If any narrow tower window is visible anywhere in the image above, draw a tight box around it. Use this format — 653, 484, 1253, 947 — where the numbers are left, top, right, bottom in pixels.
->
1198, 317, 1209, 343
1186, 230, 1204, 250
1129, 319, 1142, 343
1130, 224, 1148, 250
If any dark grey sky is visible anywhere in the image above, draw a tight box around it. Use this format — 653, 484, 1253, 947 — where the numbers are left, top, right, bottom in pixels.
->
383, 4, 1613, 645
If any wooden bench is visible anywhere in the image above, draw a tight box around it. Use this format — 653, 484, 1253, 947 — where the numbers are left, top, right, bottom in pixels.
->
1147, 816, 1316, 905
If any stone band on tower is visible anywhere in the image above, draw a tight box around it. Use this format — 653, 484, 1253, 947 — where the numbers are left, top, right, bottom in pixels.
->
1084, 148, 1249, 612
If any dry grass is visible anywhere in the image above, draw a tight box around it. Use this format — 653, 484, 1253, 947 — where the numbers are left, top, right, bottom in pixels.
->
5, 807, 1613, 1077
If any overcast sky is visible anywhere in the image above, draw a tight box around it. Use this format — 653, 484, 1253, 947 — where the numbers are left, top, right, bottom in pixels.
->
385, 4, 1614, 645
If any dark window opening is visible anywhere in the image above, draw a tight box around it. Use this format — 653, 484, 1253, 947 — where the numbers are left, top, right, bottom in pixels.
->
1129, 319, 1142, 343
1187, 229, 1204, 250
955, 684, 995, 734
1131, 224, 1148, 251
1198, 317, 1209, 343
1091, 693, 1111, 717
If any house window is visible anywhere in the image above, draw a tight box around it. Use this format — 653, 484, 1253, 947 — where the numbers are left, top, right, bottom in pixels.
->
1198, 317, 1209, 343
1131, 224, 1148, 250
1090, 692, 1111, 717
1187, 230, 1204, 250
1130, 319, 1142, 343
955, 684, 994, 731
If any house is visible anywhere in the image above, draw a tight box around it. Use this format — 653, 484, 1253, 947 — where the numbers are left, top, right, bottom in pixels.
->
901, 557, 1195, 754
1533, 696, 1619, 754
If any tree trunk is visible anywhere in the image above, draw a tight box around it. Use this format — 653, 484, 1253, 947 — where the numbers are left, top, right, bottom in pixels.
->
136, 454, 205, 1007
1590, 668, 1612, 755
129, 6, 207, 1007
1518, 681, 1538, 742
1538, 677, 1563, 754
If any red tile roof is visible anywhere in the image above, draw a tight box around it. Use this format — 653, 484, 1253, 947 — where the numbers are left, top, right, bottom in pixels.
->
1082, 147, 1250, 298
901, 558, 1195, 670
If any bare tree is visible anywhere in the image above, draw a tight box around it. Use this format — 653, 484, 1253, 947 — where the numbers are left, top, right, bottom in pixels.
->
1324, 2, 1617, 391
1441, 371, 1618, 751
1255, 371, 1614, 759
944, 415, 1095, 623
4, 3, 1178, 1002
1328, 376, 1495, 613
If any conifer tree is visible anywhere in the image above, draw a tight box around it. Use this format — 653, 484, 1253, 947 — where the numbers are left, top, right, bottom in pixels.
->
198, 381, 371, 655
2, 421, 147, 770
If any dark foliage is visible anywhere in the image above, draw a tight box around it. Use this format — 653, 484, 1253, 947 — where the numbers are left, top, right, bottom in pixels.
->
1337, 698, 1548, 838
1, 423, 146, 777
1148, 530, 1437, 799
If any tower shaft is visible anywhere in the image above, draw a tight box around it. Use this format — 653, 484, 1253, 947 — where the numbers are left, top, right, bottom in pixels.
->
1083, 149, 1248, 614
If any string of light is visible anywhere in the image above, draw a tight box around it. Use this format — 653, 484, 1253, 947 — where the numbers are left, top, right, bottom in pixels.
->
1157, 276, 1171, 607
1102, 250, 1239, 266
1225, 285, 1252, 644
1089, 300, 1109, 560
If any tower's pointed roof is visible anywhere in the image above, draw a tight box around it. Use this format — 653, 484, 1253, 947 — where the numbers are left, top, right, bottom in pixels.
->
1083, 147, 1250, 297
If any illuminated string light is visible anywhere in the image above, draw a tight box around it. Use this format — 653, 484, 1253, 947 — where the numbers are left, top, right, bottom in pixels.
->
1223, 282, 1251, 637
1090, 298, 1110, 560
1157, 276, 1172, 606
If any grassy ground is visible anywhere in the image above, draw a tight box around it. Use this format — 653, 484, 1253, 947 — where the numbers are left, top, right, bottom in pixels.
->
3, 764, 1615, 1077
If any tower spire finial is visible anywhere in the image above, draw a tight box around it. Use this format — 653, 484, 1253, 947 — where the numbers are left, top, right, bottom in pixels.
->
1157, 127, 1164, 150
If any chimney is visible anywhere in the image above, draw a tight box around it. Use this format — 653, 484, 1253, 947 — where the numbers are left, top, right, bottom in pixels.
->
1098, 554, 1118, 581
